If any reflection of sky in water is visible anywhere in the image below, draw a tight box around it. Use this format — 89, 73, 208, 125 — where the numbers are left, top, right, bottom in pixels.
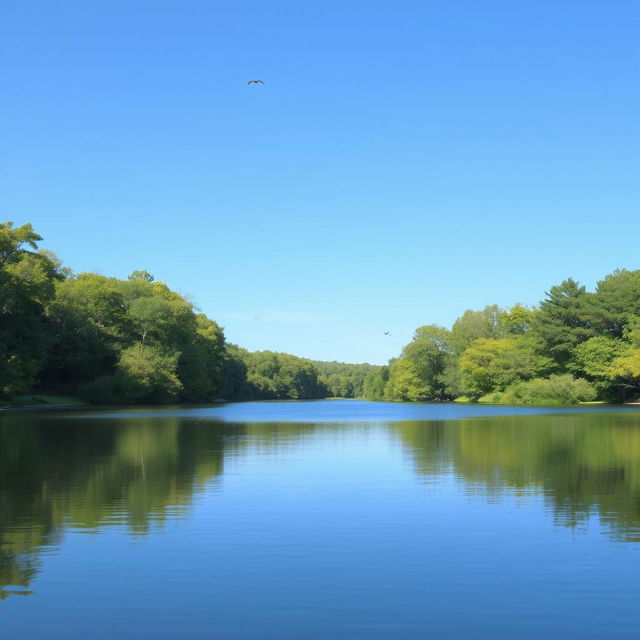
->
2, 402, 640, 637
72, 398, 640, 423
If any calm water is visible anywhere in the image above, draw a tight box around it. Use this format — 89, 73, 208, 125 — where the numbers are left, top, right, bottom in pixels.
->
2, 400, 640, 638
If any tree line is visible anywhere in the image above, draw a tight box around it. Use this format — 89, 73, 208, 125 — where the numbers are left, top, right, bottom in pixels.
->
0, 222, 375, 404
363, 271, 640, 404
3, 221, 639, 405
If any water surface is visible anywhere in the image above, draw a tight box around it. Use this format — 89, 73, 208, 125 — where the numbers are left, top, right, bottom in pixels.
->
2, 400, 640, 638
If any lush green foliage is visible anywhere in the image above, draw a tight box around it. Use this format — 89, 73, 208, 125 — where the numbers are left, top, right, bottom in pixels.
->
239, 349, 325, 400
0, 223, 375, 404
363, 365, 389, 400
380, 269, 640, 404
458, 337, 551, 400
314, 361, 382, 398
384, 325, 452, 401
497, 374, 597, 405
2, 221, 638, 406
40, 270, 229, 403
0, 223, 65, 394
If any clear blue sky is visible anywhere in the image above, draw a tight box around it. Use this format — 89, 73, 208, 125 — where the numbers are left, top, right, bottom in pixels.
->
2, 1, 639, 364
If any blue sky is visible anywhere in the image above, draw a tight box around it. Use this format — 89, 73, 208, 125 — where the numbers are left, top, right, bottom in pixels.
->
2, 0, 639, 364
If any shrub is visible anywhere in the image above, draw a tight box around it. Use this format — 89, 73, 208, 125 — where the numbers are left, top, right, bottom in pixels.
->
115, 345, 182, 403
502, 374, 597, 405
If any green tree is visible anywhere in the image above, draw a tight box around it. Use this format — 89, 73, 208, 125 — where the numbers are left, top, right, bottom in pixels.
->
43, 271, 230, 402
116, 345, 182, 403
313, 361, 380, 397
571, 336, 628, 400
241, 351, 324, 400
384, 358, 433, 401
499, 303, 536, 335
43, 274, 131, 391
0, 222, 64, 395
0, 222, 42, 267
128, 297, 174, 345
531, 279, 593, 371
589, 269, 640, 337
221, 344, 250, 400
179, 314, 226, 401
363, 365, 389, 400
450, 305, 505, 355
608, 347, 640, 399
459, 337, 550, 399
384, 325, 452, 401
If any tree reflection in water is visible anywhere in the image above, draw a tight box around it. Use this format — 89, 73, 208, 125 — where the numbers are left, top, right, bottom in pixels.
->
0, 414, 238, 599
2, 410, 640, 600
393, 412, 640, 542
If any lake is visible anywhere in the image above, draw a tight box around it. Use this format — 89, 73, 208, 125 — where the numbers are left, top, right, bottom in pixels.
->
2, 400, 640, 638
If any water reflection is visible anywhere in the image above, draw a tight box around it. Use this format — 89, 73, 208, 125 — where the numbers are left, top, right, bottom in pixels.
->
2, 408, 640, 601
393, 412, 640, 542
0, 414, 239, 599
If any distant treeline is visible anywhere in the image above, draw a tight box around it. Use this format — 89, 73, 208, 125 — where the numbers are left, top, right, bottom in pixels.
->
364, 272, 640, 404
313, 361, 380, 398
0, 222, 377, 404
3, 222, 640, 405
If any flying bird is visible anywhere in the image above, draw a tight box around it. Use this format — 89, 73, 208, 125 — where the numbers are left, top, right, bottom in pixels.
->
384, 331, 391, 336
247, 80, 264, 85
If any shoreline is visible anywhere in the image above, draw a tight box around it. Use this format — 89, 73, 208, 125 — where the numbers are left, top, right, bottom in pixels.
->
4, 397, 640, 413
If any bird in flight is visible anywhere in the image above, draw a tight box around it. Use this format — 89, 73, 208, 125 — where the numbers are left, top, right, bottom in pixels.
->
384, 331, 391, 336
247, 80, 264, 85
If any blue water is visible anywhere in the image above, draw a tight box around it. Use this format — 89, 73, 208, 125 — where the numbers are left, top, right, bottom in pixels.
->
76, 398, 638, 422
1, 400, 640, 638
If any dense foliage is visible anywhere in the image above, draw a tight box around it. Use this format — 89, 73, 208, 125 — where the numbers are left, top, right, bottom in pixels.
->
0, 223, 66, 395
372, 272, 640, 404
0, 222, 379, 404
313, 361, 380, 398
234, 348, 325, 400
2, 221, 638, 405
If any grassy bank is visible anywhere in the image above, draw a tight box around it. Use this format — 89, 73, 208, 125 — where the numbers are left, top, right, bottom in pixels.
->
2, 394, 86, 408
